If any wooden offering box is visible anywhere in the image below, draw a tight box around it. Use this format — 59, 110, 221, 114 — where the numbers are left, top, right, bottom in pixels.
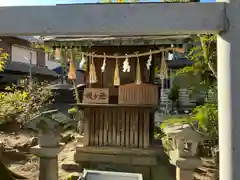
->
118, 83, 158, 105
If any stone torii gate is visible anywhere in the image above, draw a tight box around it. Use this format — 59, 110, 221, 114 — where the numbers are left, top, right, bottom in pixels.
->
0, 1, 238, 179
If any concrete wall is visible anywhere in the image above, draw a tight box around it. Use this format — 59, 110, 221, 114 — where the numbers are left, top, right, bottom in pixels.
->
0, 37, 46, 67
11, 44, 62, 70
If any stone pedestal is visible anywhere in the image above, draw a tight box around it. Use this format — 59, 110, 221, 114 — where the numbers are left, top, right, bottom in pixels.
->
31, 144, 64, 180
176, 167, 193, 180
162, 124, 204, 180
39, 157, 58, 180
175, 158, 201, 180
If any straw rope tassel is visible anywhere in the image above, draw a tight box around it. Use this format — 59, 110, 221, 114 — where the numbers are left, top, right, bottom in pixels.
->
68, 49, 77, 80
135, 55, 142, 85
160, 52, 168, 79
89, 56, 97, 84
113, 58, 120, 86
101, 53, 107, 73
79, 53, 86, 70
55, 47, 61, 60
68, 60, 76, 80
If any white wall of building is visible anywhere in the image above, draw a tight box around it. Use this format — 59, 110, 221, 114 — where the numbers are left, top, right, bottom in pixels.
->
45, 53, 60, 70
11, 45, 37, 65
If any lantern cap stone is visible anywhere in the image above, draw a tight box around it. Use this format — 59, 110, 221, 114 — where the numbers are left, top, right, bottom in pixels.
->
24, 109, 74, 131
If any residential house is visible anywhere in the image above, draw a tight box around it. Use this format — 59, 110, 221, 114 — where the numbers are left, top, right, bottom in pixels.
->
0, 36, 85, 118
0, 36, 60, 89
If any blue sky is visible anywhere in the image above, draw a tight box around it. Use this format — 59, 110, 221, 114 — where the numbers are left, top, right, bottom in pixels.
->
0, 0, 215, 6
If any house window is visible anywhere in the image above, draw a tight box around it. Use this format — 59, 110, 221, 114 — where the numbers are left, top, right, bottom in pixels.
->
163, 78, 170, 89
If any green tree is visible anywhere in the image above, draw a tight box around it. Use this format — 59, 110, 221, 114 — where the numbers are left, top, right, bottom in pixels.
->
0, 79, 53, 126
0, 48, 8, 72
161, 35, 219, 165
175, 35, 217, 101
0, 50, 28, 180
0, 47, 55, 180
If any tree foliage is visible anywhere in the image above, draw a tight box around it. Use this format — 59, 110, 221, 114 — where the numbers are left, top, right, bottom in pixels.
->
161, 35, 219, 151
0, 48, 8, 72
0, 79, 54, 125
175, 35, 217, 100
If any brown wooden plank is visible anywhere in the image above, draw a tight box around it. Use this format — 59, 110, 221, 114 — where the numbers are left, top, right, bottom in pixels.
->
143, 109, 150, 148
95, 108, 100, 146
118, 83, 158, 105
130, 110, 134, 147
99, 108, 103, 146
76, 103, 155, 108
83, 108, 90, 146
106, 108, 110, 145
103, 109, 108, 145
125, 109, 130, 148
133, 109, 139, 148
121, 108, 126, 147
116, 110, 121, 146
83, 88, 109, 104
90, 108, 95, 146
107, 109, 112, 145
138, 110, 143, 148
112, 108, 117, 146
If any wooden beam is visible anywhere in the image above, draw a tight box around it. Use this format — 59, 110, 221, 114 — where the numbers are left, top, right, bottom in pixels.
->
0, 3, 225, 36
45, 38, 189, 46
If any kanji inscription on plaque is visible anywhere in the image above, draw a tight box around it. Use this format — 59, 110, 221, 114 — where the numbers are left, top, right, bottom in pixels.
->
83, 88, 109, 104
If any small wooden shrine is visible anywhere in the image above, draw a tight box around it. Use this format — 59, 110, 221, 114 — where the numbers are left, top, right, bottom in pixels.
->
44, 36, 188, 179
79, 46, 162, 150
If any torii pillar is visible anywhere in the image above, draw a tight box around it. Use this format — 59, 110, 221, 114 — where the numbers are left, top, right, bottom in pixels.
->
217, 0, 240, 179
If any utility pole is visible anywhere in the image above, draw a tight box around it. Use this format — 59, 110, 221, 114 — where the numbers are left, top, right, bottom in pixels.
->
28, 52, 33, 87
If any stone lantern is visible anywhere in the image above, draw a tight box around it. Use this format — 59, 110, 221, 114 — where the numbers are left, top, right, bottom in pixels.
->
162, 124, 204, 180
30, 110, 65, 180
173, 127, 203, 158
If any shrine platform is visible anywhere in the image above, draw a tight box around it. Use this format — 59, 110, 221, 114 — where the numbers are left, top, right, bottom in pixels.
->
74, 103, 174, 180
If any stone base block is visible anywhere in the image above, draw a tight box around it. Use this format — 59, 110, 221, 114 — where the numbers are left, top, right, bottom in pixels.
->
74, 146, 157, 166
74, 146, 163, 180
176, 167, 195, 180
74, 146, 176, 180
176, 158, 202, 170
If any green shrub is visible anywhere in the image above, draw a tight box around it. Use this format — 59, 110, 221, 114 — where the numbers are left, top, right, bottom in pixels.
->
68, 107, 78, 114
161, 103, 218, 140
0, 79, 54, 125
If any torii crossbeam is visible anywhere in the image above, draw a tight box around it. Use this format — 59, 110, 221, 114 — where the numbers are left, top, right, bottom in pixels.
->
0, 2, 239, 180
0, 3, 224, 35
